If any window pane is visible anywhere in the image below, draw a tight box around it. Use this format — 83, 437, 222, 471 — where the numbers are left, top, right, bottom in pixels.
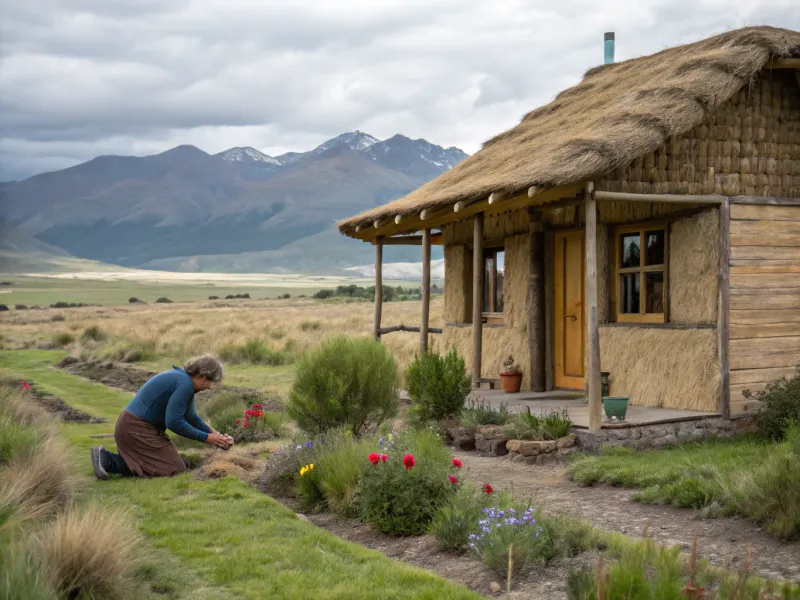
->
495, 251, 505, 312
620, 234, 640, 268
645, 230, 665, 266
645, 271, 664, 314
620, 273, 640, 314
483, 253, 493, 312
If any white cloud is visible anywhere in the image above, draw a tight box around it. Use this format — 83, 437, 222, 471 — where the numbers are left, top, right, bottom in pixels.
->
0, 0, 797, 179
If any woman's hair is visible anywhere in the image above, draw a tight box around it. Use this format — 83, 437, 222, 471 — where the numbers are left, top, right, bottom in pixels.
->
183, 354, 224, 382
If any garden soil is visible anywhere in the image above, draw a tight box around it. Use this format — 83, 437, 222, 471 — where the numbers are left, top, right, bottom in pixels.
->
2, 377, 105, 423
452, 450, 800, 584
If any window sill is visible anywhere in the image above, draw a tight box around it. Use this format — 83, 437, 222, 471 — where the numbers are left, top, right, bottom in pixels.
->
446, 322, 505, 329
482, 312, 505, 325
602, 322, 716, 330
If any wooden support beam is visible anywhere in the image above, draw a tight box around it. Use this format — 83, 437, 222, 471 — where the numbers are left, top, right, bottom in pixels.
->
528, 209, 545, 392
585, 182, 602, 432
718, 199, 731, 420
373, 220, 383, 229
766, 58, 800, 69
379, 325, 443, 335
472, 213, 484, 387
420, 228, 431, 355
487, 191, 507, 205
373, 241, 383, 340
544, 229, 555, 392
593, 190, 725, 204
394, 215, 403, 224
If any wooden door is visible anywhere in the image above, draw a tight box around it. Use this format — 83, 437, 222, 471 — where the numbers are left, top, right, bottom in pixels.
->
554, 231, 585, 389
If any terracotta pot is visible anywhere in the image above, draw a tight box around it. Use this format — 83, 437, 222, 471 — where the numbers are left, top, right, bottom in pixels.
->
499, 372, 522, 393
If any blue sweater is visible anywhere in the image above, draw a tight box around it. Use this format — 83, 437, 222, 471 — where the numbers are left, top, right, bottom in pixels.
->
124, 368, 212, 442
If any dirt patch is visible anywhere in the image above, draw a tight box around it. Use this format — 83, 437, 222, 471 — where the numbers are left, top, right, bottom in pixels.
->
195, 440, 282, 484
2, 378, 106, 424
57, 357, 283, 412
452, 450, 800, 583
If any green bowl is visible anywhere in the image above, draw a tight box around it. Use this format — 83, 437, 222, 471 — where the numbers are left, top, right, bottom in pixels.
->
602, 396, 629, 421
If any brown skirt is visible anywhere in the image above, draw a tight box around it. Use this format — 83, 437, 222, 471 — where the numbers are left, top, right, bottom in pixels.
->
114, 410, 188, 477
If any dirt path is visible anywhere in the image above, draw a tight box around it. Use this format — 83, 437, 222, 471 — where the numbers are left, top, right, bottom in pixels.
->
453, 450, 800, 583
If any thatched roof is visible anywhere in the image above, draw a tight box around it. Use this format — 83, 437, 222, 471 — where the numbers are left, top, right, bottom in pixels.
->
338, 26, 800, 237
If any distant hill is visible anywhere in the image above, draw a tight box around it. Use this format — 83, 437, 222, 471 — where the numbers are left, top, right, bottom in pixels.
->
0, 131, 465, 272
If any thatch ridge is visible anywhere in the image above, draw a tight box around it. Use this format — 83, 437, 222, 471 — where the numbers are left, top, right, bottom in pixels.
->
338, 26, 800, 235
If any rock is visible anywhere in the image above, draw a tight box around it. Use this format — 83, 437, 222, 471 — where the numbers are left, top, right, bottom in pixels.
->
476, 425, 506, 440
518, 441, 541, 457
652, 434, 679, 448
454, 436, 476, 451
489, 582, 502, 593
475, 438, 492, 453
490, 438, 508, 456
536, 453, 557, 465
512, 453, 527, 463
525, 455, 539, 465
558, 446, 579, 456
506, 439, 522, 453
506, 450, 519, 459
556, 433, 577, 449
690, 428, 707, 440
296, 513, 311, 523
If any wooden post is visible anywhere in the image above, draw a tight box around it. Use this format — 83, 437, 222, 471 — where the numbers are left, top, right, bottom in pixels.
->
373, 240, 383, 340
528, 209, 545, 392
718, 199, 731, 419
544, 229, 555, 391
420, 228, 431, 354
472, 213, 484, 387
585, 183, 602, 432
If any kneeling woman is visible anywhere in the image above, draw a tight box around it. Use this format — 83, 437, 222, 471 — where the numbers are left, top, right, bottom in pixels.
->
90, 354, 233, 479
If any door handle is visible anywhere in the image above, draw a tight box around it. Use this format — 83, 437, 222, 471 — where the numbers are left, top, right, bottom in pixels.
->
563, 314, 577, 321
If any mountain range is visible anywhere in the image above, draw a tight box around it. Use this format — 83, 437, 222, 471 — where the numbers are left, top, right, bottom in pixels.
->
0, 131, 467, 273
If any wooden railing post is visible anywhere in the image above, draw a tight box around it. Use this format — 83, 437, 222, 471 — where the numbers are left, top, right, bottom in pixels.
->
585, 183, 602, 432
472, 213, 484, 387
528, 209, 545, 392
718, 198, 731, 419
374, 239, 383, 340
420, 228, 431, 354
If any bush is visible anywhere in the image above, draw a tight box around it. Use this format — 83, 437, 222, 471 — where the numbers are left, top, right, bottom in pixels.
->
431, 483, 499, 551
311, 429, 376, 517
282, 293, 291, 299
746, 366, 800, 440
50, 314, 65, 322
97, 339, 157, 363
0, 415, 44, 465
128, 297, 144, 304
288, 335, 399, 437
218, 337, 294, 366
406, 349, 471, 422
225, 406, 288, 443
155, 297, 172, 304
313, 289, 335, 299
81, 326, 106, 342
32, 506, 141, 600
0, 304, 8, 312
51, 332, 74, 347
300, 320, 322, 332
14, 304, 27, 310
0, 540, 58, 600
358, 429, 455, 536
208, 296, 219, 300
259, 443, 316, 496
460, 399, 511, 432
504, 407, 573, 441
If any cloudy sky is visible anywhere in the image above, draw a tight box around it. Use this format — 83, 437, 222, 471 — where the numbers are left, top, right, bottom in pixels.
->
1, 0, 797, 180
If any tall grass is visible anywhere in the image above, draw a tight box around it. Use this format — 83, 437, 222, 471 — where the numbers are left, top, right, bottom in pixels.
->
314, 430, 377, 517
218, 337, 294, 366
0, 539, 58, 600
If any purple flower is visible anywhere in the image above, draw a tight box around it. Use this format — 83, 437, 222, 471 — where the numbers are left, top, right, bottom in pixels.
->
304, 441, 313, 448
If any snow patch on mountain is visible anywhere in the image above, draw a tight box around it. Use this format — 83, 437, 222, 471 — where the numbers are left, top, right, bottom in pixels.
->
345, 258, 445, 280
217, 147, 281, 165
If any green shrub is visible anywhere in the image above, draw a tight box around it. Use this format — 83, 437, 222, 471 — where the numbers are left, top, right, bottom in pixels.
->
746, 366, 800, 440
0, 304, 8, 312
98, 340, 157, 363
155, 297, 172, 304
0, 539, 58, 600
358, 429, 455, 536
49, 314, 65, 322
406, 349, 471, 422
128, 297, 144, 304
288, 335, 399, 437
260, 443, 316, 496
540, 409, 573, 440
295, 463, 323, 511
460, 399, 510, 432
51, 332, 74, 347
229, 409, 288, 444
0, 415, 44, 465
313, 429, 376, 517
430, 483, 500, 551
198, 391, 247, 419
81, 326, 106, 342
14, 304, 27, 310
503, 407, 573, 441
218, 337, 293, 366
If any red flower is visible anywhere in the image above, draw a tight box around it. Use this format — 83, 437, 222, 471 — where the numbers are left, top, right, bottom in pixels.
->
380, 454, 387, 463
235, 419, 241, 424
402, 454, 415, 470
448, 475, 458, 485
482, 484, 493, 494
18, 382, 30, 390
255, 411, 263, 417
368, 452, 381, 465
243, 422, 249, 428
451, 458, 462, 469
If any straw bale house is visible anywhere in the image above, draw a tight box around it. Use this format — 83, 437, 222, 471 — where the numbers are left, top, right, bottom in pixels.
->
337, 26, 800, 430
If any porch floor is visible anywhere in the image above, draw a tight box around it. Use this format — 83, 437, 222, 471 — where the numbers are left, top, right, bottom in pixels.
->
467, 389, 719, 429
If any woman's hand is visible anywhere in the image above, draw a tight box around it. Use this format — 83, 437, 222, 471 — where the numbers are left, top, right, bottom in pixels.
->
205, 432, 232, 449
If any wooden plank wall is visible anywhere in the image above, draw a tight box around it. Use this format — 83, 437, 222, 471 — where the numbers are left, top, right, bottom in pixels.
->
729, 202, 800, 413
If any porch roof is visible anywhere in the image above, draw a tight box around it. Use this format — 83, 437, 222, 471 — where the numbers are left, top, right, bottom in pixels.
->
338, 26, 800, 241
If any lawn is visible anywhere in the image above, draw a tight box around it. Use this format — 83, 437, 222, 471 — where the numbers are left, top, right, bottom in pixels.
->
0, 350, 480, 599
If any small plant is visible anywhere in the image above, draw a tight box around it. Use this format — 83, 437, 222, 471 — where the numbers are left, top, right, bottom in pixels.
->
358, 429, 455, 536
50, 314, 65, 322
288, 335, 399, 437
97, 339, 157, 363
218, 337, 294, 366
504, 407, 573, 441
406, 349, 472, 422
51, 332, 74, 347
127, 297, 144, 304
81, 326, 106, 342
461, 399, 511, 432
155, 297, 172, 304
540, 408, 573, 440
0, 304, 8, 312
500, 355, 520, 375
431, 482, 500, 551
14, 304, 27, 310
259, 443, 317, 496
223, 403, 288, 443
744, 367, 800, 440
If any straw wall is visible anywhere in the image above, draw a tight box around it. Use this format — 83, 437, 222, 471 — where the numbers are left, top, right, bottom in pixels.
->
442, 231, 532, 389
669, 209, 719, 324
595, 70, 800, 198
729, 202, 800, 411
599, 327, 720, 411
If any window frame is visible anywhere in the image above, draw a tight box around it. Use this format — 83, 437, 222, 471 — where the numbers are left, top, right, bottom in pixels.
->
613, 222, 669, 324
481, 245, 505, 324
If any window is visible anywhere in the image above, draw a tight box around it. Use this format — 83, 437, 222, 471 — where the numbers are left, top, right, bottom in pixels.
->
615, 225, 667, 323
482, 248, 504, 322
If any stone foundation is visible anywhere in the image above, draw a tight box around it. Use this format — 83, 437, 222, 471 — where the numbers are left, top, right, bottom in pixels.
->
504, 433, 578, 465
574, 416, 756, 453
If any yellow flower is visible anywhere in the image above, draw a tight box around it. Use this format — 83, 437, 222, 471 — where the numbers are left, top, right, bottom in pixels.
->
299, 464, 315, 477
387, 434, 393, 442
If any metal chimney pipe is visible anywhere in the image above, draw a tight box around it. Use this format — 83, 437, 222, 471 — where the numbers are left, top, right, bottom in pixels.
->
604, 32, 615, 64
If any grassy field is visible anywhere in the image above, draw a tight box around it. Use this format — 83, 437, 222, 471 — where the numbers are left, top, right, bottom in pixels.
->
0, 349, 480, 599
0, 273, 424, 307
